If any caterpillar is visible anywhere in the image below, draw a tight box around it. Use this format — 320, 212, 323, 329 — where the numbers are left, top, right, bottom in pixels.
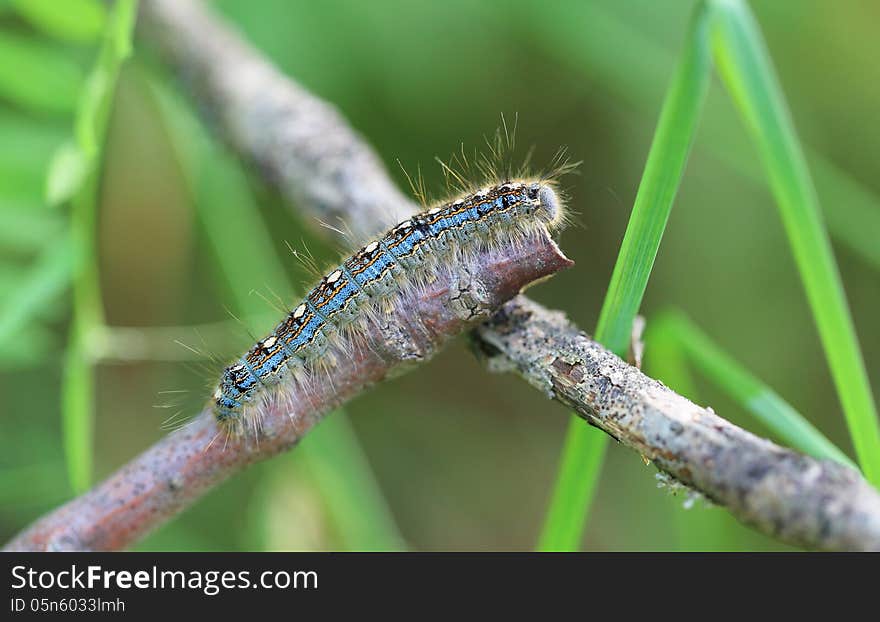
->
211, 176, 568, 436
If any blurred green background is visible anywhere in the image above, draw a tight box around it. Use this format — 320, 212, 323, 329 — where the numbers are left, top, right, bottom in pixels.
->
1, 0, 877, 551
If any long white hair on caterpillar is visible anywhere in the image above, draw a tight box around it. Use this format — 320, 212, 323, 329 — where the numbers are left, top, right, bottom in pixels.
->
200, 119, 578, 442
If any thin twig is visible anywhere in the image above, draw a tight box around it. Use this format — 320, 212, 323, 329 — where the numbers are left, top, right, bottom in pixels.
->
134, 0, 880, 548
4, 239, 572, 551
7, 0, 880, 552
137, 0, 880, 551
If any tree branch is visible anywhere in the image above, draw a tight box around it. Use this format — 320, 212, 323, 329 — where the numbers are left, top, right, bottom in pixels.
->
7, 0, 879, 552
4, 238, 571, 551
141, 0, 414, 242
474, 297, 880, 551
137, 0, 880, 551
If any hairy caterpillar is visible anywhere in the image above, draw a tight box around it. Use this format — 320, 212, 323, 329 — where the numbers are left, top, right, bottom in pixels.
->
212, 174, 568, 436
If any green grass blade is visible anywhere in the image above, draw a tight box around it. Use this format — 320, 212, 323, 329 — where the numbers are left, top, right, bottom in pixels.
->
652, 310, 856, 469
810, 153, 880, 271
300, 413, 406, 551
644, 318, 701, 401
0, 230, 74, 345
59, 0, 137, 493
61, 319, 95, 493
150, 79, 405, 550
709, 0, 880, 483
643, 324, 735, 551
10, 0, 106, 45
538, 3, 714, 551
0, 31, 82, 114
524, 1, 880, 276
537, 420, 606, 551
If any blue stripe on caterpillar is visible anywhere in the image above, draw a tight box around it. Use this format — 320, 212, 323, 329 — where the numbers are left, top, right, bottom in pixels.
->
212, 180, 563, 427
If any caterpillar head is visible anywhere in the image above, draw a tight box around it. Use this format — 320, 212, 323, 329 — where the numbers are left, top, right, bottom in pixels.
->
527, 182, 564, 230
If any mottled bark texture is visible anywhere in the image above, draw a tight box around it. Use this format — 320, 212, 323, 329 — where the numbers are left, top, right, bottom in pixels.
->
4, 240, 572, 551
8, 0, 879, 552
474, 297, 880, 551
140, 0, 880, 551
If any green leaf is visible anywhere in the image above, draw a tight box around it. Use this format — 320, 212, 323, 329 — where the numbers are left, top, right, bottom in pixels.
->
73, 0, 136, 158
10, 0, 106, 44
0, 201, 62, 253
60, 0, 138, 493
642, 320, 701, 401
593, 9, 713, 355
523, 0, 880, 280
537, 421, 607, 551
538, 3, 714, 552
710, 0, 880, 484
62, 326, 94, 494
299, 414, 406, 551
0, 230, 75, 348
110, 0, 137, 59
0, 32, 82, 114
642, 318, 736, 552
650, 310, 856, 469
540, 0, 880, 553
45, 141, 90, 207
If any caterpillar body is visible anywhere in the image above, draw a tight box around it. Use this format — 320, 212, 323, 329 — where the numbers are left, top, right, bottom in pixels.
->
212, 178, 565, 434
